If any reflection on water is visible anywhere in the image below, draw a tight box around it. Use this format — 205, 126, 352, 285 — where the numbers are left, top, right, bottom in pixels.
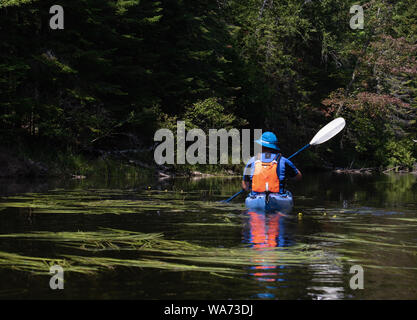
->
243, 211, 292, 298
245, 211, 293, 248
242, 211, 346, 300
0, 172, 416, 299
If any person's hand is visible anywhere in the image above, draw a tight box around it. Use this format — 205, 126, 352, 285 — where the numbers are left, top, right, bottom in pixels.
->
242, 180, 250, 191
292, 171, 302, 181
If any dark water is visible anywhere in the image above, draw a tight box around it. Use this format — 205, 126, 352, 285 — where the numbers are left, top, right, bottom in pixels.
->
0, 172, 416, 299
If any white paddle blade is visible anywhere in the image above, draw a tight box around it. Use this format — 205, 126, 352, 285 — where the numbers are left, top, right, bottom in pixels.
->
309, 117, 346, 146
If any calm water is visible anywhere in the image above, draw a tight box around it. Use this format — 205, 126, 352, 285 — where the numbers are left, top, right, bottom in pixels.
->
0, 172, 416, 299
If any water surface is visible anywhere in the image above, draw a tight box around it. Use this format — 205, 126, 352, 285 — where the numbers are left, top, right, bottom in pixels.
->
0, 172, 416, 299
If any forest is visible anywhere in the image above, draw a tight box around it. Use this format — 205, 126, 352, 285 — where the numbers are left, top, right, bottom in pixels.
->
1, 0, 416, 176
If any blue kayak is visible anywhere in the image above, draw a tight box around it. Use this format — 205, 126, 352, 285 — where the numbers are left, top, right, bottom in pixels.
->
245, 191, 294, 213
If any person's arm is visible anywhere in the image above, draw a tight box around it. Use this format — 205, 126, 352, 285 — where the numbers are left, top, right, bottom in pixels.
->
285, 158, 302, 181
242, 158, 254, 191
292, 170, 302, 181
242, 180, 250, 191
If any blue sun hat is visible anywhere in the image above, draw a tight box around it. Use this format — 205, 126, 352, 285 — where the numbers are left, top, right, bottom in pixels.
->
255, 131, 280, 151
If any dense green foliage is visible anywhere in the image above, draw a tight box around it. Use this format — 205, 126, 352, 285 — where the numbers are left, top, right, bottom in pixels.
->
0, 0, 416, 170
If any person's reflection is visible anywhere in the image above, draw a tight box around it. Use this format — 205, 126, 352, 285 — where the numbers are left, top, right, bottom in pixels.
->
244, 210, 293, 248
247, 211, 280, 248
243, 211, 293, 298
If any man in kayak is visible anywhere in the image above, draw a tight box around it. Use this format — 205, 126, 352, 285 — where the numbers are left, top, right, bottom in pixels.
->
242, 132, 302, 194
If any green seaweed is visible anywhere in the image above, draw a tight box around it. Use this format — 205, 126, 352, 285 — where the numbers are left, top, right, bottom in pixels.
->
0, 228, 333, 276
0, 189, 244, 215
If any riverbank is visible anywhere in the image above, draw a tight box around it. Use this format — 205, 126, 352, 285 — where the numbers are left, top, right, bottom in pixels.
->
0, 147, 154, 179
0, 147, 244, 179
333, 166, 417, 175
1, 147, 416, 179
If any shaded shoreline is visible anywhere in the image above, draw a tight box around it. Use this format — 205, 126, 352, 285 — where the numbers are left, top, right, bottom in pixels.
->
333, 167, 417, 175
1, 148, 416, 179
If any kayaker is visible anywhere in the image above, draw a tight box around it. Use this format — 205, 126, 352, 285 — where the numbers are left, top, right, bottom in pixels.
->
242, 132, 302, 194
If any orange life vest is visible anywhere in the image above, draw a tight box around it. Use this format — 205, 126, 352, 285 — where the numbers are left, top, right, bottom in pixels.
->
252, 153, 280, 193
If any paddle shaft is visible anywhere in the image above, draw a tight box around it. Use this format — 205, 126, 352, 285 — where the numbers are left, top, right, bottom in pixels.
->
288, 143, 310, 160
222, 189, 244, 203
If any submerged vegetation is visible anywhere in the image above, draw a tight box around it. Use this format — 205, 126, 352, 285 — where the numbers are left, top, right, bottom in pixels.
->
1, 199, 417, 282
0, 188, 245, 214
0, 173, 416, 298
0, 228, 329, 276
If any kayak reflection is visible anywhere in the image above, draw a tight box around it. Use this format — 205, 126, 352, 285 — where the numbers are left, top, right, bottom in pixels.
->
244, 210, 294, 248
243, 210, 294, 298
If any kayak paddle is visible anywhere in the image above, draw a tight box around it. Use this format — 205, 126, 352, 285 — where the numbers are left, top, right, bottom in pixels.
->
220, 189, 244, 203
221, 117, 346, 203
